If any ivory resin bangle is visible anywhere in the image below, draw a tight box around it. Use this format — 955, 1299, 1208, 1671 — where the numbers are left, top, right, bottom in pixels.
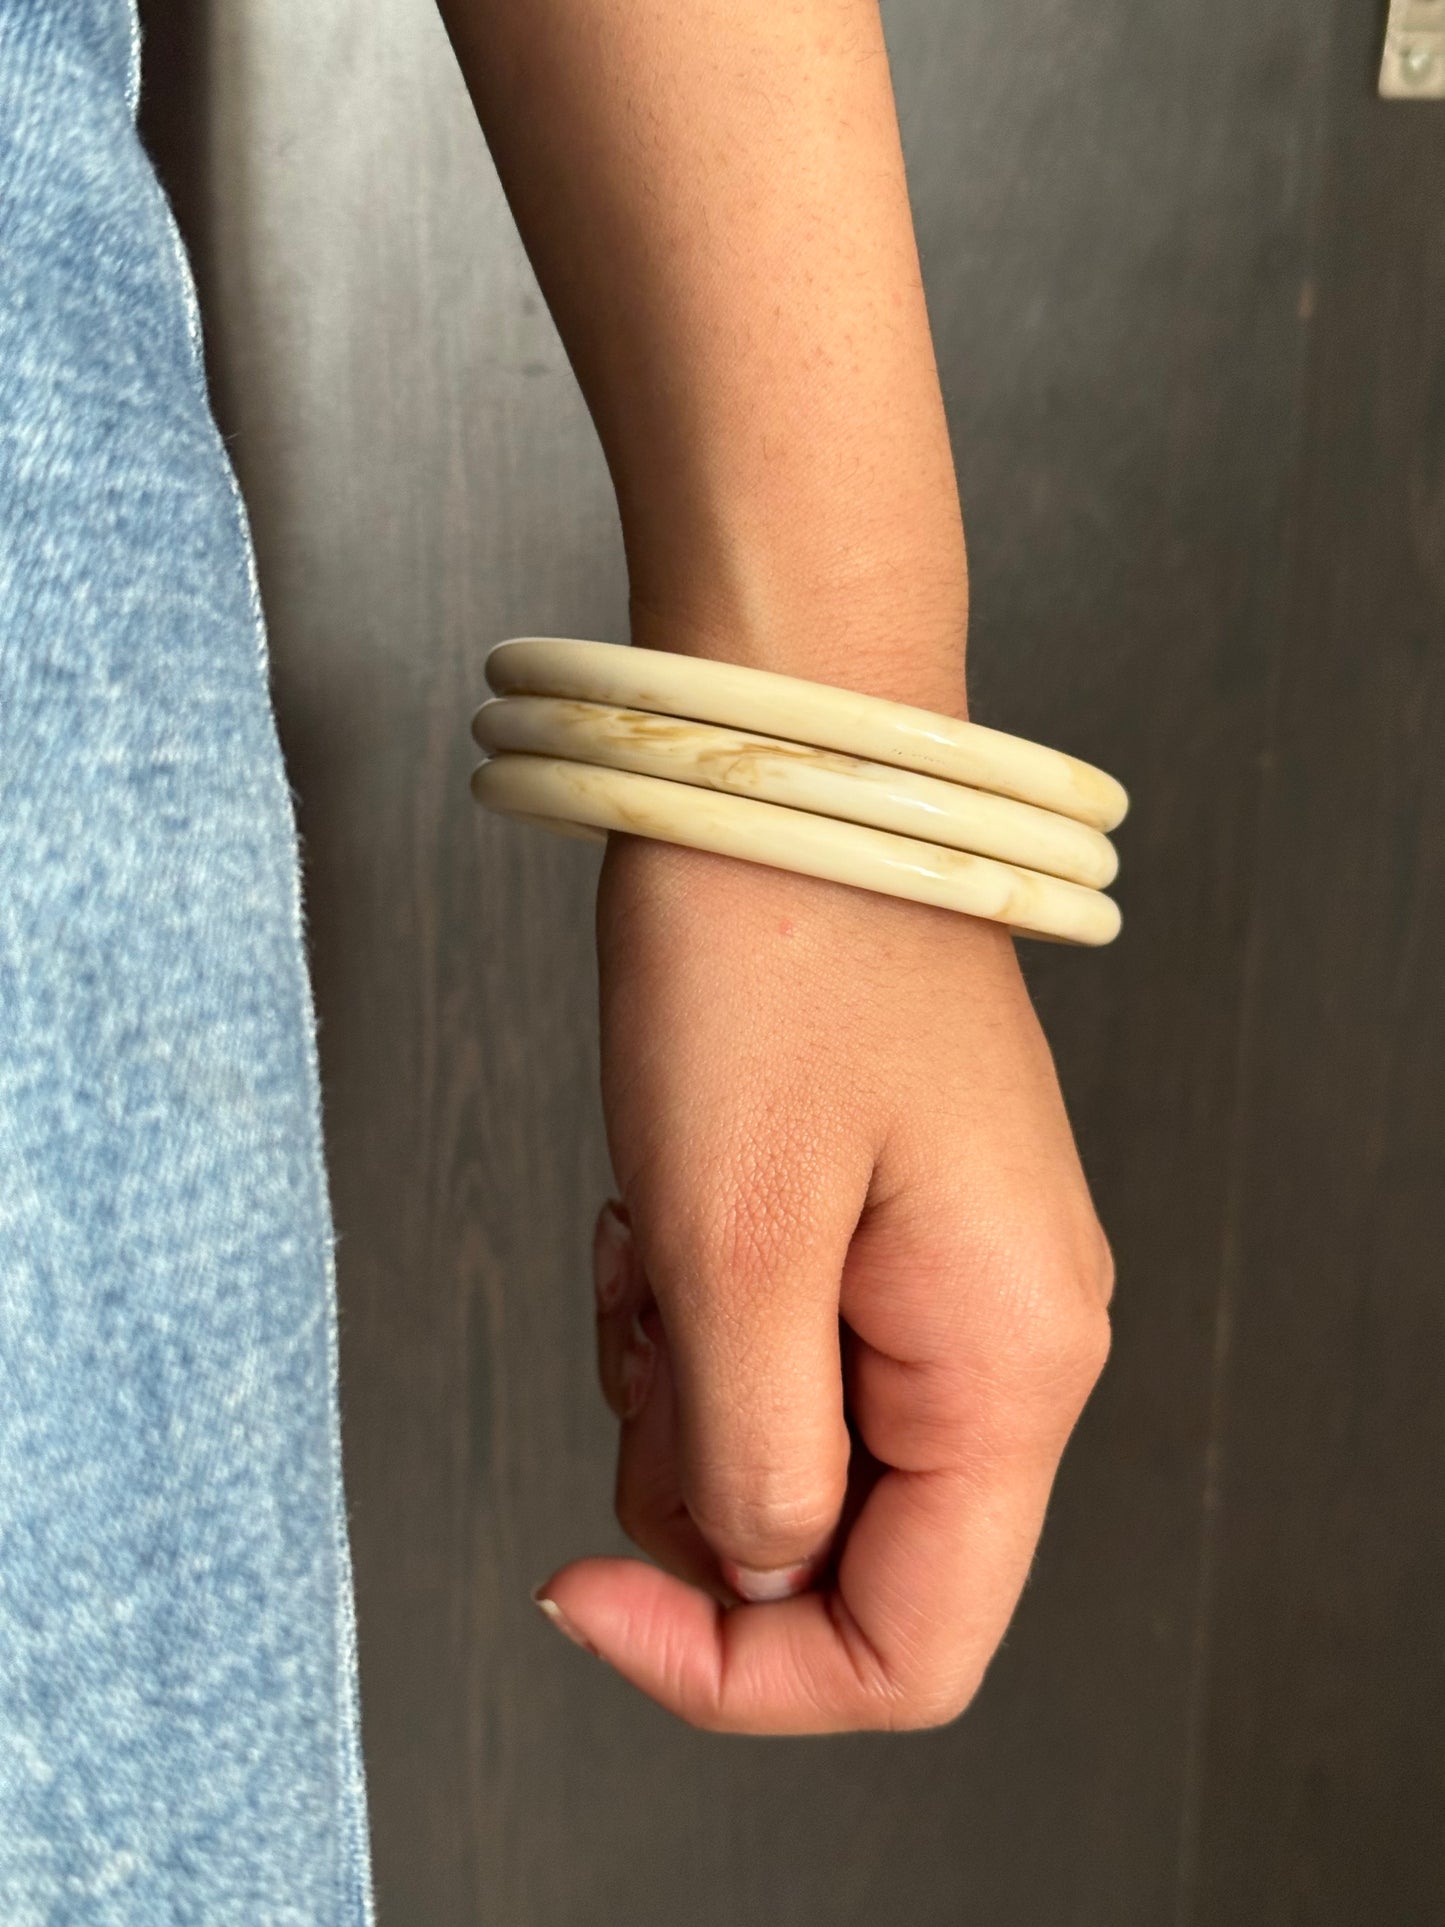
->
485, 637, 1128, 832
472, 695, 1118, 890
471, 754, 1122, 946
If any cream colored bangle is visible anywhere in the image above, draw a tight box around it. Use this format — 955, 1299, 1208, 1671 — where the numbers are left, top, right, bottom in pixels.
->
473, 695, 1118, 890
472, 754, 1122, 947
485, 636, 1128, 832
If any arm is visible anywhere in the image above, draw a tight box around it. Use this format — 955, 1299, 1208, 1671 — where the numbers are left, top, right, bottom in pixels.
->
437, 0, 967, 707
440, 0, 1113, 1733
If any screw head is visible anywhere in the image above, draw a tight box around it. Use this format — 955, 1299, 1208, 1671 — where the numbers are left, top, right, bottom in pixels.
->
1400, 40, 1437, 82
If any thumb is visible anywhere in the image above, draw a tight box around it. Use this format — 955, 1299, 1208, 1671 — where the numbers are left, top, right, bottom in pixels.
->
629, 1176, 858, 1602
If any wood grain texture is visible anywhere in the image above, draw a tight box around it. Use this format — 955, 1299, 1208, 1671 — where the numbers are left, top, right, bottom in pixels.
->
135, 0, 1442, 1919
1182, 6, 1445, 1918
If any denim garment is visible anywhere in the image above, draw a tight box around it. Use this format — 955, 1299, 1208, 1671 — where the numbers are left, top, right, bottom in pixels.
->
0, 2, 373, 1920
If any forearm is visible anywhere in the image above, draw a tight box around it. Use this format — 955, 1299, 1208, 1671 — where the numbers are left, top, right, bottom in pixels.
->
437, 0, 969, 713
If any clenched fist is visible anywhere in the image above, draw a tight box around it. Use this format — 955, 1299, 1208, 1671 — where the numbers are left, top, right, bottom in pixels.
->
534, 832, 1114, 1734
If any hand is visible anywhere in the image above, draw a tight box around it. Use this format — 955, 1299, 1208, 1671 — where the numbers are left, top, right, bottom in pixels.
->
533, 833, 1114, 1734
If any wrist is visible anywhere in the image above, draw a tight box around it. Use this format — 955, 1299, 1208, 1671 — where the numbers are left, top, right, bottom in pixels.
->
621, 509, 971, 721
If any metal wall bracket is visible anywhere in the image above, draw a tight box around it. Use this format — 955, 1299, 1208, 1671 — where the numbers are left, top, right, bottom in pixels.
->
1380, 0, 1445, 96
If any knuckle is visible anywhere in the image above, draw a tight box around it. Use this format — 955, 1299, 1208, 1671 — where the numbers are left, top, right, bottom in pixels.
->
826, 1595, 986, 1735
1088, 1224, 1118, 1307
984, 1259, 1113, 1412
1031, 1295, 1112, 1403
1057, 1294, 1113, 1391
887, 1667, 988, 1733
690, 1478, 840, 1565
1086, 1294, 1114, 1372
670, 1106, 859, 1302
693, 1171, 818, 1300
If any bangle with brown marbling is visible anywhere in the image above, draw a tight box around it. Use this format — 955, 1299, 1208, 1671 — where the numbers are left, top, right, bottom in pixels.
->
472, 695, 1119, 890
471, 753, 1121, 946
485, 637, 1128, 832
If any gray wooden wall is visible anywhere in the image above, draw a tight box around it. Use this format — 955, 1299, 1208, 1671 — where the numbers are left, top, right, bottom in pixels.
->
141, 1, 1445, 1920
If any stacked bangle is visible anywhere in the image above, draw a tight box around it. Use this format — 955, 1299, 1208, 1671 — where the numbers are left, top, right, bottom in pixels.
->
471, 638, 1126, 946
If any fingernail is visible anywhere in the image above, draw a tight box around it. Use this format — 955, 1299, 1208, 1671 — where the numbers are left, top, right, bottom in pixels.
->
618, 1312, 656, 1421
532, 1587, 604, 1659
722, 1559, 818, 1604
592, 1199, 633, 1314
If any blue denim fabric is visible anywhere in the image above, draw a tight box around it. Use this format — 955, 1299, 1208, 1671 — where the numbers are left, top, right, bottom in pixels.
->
0, 3, 373, 1920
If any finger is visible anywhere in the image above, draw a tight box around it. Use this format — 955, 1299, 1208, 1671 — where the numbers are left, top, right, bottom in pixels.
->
611, 1323, 729, 1596
838, 1183, 1112, 1475
628, 1170, 864, 1601
535, 1334, 1100, 1733
531, 1441, 1061, 1734
825, 1187, 1109, 1717
536, 1215, 1108, 1731
593, 1200, 774, 1598
592, 1200, 657, 1422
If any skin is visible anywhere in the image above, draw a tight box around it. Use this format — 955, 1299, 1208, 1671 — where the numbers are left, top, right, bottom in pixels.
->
439, 0, 1115, 1733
